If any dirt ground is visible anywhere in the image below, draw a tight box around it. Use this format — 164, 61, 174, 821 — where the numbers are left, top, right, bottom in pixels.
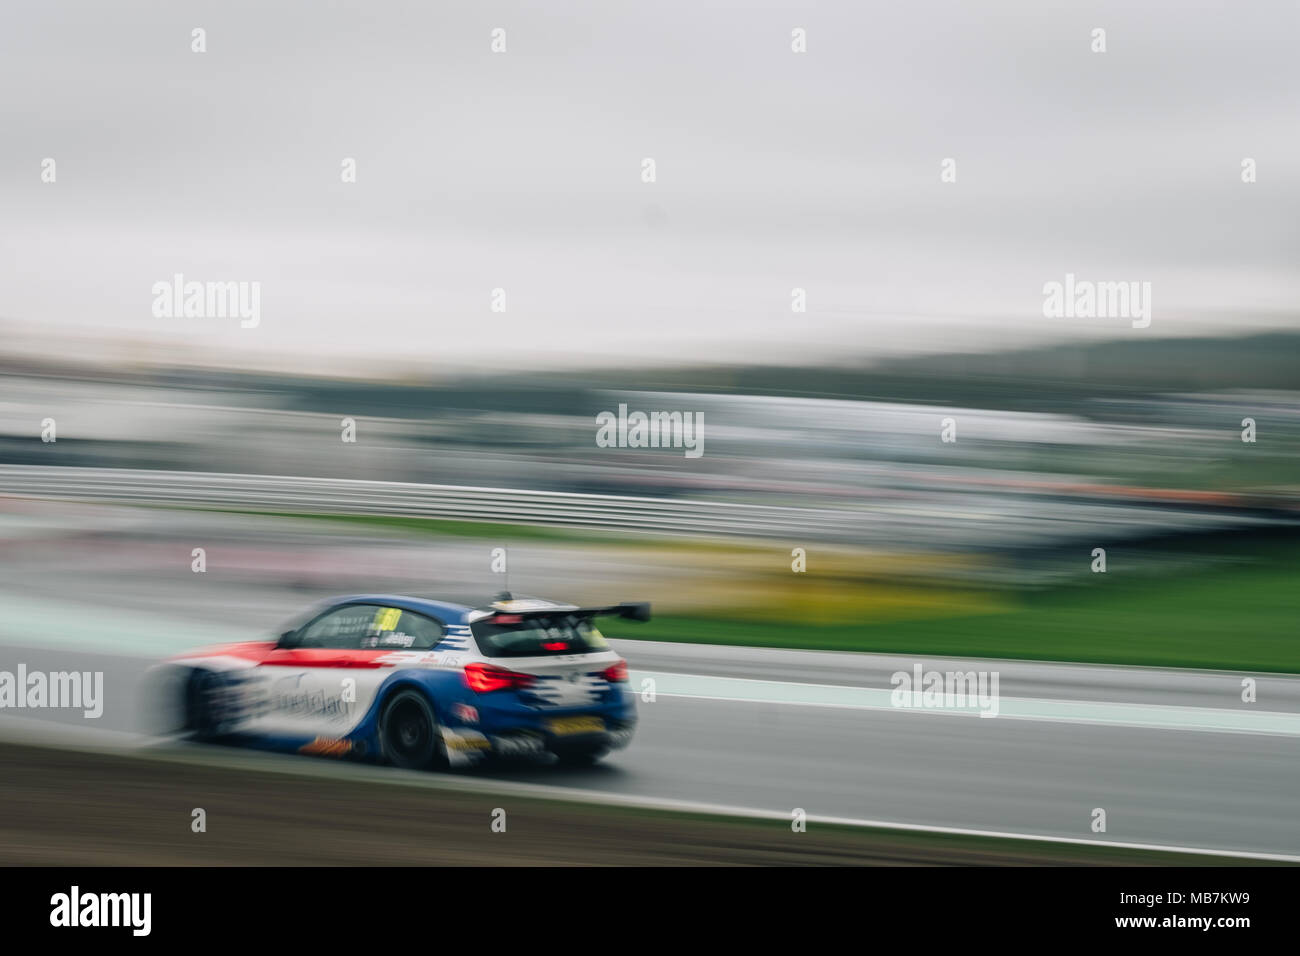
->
0, 742, 1247, 866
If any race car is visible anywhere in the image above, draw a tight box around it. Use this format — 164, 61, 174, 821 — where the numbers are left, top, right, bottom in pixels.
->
154, 594, 647, 769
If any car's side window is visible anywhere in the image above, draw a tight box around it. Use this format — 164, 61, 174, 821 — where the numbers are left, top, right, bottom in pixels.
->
357, 608, 444, 650
296, 605, 382, 649
291, 604, 444, 650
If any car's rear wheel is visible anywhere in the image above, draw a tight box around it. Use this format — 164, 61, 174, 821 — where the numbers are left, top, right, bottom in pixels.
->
379, 689, 446, 770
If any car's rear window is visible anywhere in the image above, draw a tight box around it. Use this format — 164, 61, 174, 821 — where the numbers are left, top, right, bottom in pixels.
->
470, 614, 610, 659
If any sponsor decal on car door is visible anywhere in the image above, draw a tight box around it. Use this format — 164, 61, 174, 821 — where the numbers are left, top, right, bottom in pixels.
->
251, 648, 387, 736
249, 605, 412, 736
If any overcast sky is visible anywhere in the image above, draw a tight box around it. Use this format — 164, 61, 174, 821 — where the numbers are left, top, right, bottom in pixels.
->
1, 0, 1297, 374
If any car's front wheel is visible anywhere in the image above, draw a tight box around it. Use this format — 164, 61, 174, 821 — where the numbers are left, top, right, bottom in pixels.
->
185, 668, 231, 740
379, 689, 446, 770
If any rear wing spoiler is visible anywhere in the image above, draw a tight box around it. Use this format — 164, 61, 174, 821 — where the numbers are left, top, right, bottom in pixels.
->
479, 600, 651, 624
579, 602, 651, 623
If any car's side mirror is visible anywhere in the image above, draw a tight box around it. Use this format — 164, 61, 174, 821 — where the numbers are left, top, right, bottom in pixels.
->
277, 629, 298, 647
617, 602, 651, 622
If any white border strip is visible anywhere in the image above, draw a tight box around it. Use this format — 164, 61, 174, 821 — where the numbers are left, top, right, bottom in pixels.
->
633, 670, 1300, 737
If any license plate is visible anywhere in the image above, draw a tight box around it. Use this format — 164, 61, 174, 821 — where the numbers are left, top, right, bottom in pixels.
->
546, 716, 605, 736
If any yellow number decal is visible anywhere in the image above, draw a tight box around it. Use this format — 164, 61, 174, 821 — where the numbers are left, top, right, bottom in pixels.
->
373, 607, 402, 632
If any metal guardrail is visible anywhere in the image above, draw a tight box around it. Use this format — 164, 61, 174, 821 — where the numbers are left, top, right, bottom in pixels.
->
0, 465, 824, 539
0, 465, 1285, 547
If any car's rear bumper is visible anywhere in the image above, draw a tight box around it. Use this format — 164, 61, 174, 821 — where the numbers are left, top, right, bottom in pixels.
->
441, 718, 636, 766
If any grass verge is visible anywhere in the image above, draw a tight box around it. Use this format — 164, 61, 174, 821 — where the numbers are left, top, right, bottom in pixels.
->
603, 539, 1300, 672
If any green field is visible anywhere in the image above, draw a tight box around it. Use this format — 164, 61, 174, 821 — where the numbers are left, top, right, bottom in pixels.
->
603, 538, 1300, 673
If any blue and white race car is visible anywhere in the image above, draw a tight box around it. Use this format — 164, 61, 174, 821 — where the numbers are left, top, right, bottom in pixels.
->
156, 594, 647, 768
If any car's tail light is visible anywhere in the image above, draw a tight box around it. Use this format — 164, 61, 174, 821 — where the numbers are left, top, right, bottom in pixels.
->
602, 660, 629, 682
464, 662, 536, 693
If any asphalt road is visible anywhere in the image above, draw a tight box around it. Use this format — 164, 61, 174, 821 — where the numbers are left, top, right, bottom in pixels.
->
3, 636, 1299, 860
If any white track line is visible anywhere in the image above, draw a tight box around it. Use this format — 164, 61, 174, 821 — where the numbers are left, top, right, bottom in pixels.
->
632, 670, 1300, 737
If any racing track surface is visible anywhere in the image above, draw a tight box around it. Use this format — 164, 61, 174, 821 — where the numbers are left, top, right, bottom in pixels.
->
3, 634, 1299, 861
